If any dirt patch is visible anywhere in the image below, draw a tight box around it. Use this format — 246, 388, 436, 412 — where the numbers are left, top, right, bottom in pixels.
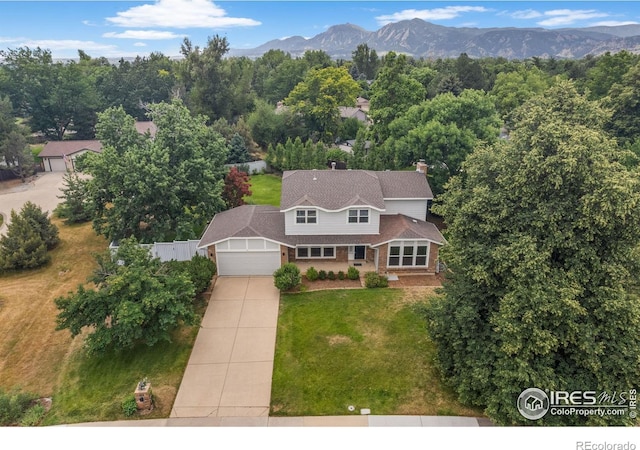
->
327, 335, 353, 345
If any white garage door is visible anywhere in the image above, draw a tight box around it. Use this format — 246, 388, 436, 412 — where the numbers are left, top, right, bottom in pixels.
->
45, 157, 67, 172
216, 238, 281, 276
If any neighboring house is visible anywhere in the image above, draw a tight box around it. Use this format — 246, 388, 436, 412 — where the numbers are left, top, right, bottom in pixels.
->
39, 121, 155, 172
198, 163, 445, 276
337, 139, 371, 155
39, 140, 103, 172
338, 106, 369, 123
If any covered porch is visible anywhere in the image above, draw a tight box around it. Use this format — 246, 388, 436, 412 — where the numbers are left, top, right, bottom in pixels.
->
294, 259, 377, 275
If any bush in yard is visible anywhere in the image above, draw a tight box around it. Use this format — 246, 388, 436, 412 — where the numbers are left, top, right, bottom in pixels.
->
121, 395, 137, 417
364, 271, 388, 288
165, 255, 217, 295
338, 270, 345, 280
0, 389, 35, 426
273, 263, 301, 291
20, 404, 45, 426
327, 270, 336, 280
306, 266, 319, 281
318, 270, 327, 280
347, 266, 360, 280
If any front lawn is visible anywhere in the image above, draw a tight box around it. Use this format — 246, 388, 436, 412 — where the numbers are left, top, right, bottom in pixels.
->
245, 174, 281, 206
271, 288, 482, 417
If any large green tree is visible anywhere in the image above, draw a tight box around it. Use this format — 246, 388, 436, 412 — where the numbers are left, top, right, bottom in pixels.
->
55, 237, 196, 355
285, 66, 360, 143
368, 52, 426, 143
386, 89, 500, 194
426, 80, 640, 425
83, 100, 227, 243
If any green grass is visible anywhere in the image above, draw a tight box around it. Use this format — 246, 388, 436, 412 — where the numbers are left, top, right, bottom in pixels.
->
245, 174, 282, 207
271, 289, 483, 417
42, 326, 199, 425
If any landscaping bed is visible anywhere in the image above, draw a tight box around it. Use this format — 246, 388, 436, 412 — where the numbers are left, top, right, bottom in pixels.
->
299, 275, 362, 291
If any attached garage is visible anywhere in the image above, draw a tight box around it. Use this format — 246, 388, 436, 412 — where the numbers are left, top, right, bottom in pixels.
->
42, 157, 67, 172
215, 238, 281, 276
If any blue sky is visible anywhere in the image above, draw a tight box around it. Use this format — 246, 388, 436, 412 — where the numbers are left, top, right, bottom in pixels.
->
1, 1, 639, 59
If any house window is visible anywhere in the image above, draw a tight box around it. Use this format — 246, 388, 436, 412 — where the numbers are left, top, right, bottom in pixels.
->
388, 242, 429, 267
296, 209, 317, 224
348, 209, 369, 223
296, 246, 336, 259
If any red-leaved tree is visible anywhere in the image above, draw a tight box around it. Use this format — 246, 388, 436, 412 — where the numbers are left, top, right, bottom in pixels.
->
223, 167, 252, 209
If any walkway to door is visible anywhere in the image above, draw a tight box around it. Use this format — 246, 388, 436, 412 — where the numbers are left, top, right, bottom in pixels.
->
170, 277, 280, 418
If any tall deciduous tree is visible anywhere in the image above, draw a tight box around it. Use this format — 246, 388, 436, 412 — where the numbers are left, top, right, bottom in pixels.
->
285, 67, 360, 143
352, 44, 380, 80
368, 52, 426, 143
55, 237, 196, 355
83, 100, 227, 243
426, 80, 640, 425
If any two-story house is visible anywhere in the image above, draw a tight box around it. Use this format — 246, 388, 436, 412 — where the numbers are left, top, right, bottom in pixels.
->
197, 167, 445, 277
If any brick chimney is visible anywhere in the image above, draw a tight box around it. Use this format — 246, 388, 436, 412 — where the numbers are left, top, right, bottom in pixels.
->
416, 159, 428, 175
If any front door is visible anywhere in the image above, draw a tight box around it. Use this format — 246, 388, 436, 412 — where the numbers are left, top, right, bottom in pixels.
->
354, 245, 366, 260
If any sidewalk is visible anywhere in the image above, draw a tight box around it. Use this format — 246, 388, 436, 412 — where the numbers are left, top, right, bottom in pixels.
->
64, 415, 492, 427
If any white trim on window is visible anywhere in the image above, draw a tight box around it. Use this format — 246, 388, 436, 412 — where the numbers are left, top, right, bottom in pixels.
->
296, 246, 336, 259
296, 209, 317, 224
387, 241, 429, 267
347, 208, 369, 224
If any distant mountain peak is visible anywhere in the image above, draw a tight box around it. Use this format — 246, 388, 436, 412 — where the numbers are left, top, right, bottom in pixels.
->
229, 18, 640, 59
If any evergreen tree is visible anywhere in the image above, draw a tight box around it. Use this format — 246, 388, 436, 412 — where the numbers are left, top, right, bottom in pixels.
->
226, 132, 251, 164
56, 172, 92, 224
19, 201, 59, 250
0, 209, 50, 271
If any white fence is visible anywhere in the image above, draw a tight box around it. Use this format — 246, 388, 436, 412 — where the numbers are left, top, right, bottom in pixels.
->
109, 240, 206, 262
224, 160, 267, 174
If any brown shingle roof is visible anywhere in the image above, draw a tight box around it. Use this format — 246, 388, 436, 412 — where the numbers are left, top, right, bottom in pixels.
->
134, 121, 157, 137
377, 171, 433, 199
280, 170, 433, 211
39, 140, 102, 158
198, 205, 287, 248
198, 205, 445, 249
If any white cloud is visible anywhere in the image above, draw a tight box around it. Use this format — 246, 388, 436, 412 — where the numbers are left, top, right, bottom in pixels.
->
103, 30, 182, 40
510, 9, 543, 20
82, 20, 97, 27
134, 42, 148, 47
590, 20, 639, 27
106, 0, 260, 29
537, 9, 609, 27
17, 39, 117, 53
376, 6, 489, 26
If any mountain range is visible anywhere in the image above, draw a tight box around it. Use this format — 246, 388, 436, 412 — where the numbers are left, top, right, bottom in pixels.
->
229, 19, 640, 60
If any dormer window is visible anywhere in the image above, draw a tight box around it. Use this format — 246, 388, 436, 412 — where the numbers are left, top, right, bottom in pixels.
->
296, 209, 317, 224
348, 209, 369, 223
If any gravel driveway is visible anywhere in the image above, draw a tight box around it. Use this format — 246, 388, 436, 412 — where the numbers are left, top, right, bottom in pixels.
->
0, 172, 66, 234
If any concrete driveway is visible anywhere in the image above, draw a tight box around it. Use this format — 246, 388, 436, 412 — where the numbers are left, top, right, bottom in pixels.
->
0, 172, 66, 233
170, 276, 280, 418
